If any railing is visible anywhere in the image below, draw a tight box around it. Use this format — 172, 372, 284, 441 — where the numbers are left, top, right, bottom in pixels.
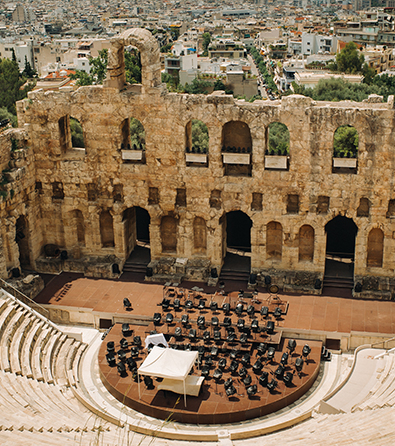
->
0, 278, 49, 319
371, 336, 395, 350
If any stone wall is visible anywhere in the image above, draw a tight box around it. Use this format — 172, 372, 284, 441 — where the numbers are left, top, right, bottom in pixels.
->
1, 28, 395, 299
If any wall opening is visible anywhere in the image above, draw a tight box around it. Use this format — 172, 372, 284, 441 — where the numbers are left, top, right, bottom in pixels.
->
121, 117, 146, 163
161, 215, 177, 253
193, 217, 207, 254
100, 211, 114, 248
325, 215, 358, 259
70, 117, 85, 149
15, 215, 30, 268
266, 122, 290, 155
367, 228, 384, 268
226, 211, 252, 252
73, 210, 85, 246
332, 125, 358, 174
266, 221, 282, 260
221, 121, 252, 176
299, 225, 314, 262
357, 198, 370, 217
186, 120, 209, 167
123, 206, 150, 264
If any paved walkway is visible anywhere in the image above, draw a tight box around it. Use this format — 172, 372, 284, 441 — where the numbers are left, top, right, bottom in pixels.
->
35, 272, 395, 335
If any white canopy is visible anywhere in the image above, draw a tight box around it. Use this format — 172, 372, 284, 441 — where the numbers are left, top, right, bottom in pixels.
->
138, 345, 197, 380
137, 346, 199, 406
144, 333, 168, 349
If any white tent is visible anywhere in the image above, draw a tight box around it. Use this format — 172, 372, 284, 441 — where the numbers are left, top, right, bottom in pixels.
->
144, 333, 168, 349
137, 346, 199, 406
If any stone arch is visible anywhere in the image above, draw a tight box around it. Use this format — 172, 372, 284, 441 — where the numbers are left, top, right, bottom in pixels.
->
104, 28, 161, 92
333, 125, 358, 158
161, 215, 177, 253
266, 221, 282, 260
15, 215, 30, 267
221, 121, 252, 151
266, 122, 290, 155
367, 228, 384, 267
299, 224, 314, 262
193, 217, 207, 254
100, 210, 114, 248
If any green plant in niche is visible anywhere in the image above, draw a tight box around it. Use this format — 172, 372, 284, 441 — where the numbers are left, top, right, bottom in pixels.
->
11, 138, 18, 152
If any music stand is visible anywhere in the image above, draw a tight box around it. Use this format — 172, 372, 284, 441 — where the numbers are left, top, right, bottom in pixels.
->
267, 284, 283, 306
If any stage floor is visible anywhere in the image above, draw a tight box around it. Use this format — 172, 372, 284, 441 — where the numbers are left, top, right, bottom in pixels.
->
99, 323, 322, 424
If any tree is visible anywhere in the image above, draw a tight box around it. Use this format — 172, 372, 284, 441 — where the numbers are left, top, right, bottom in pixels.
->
333, 125, 358, 157
336, 42, 364, 74
22, 56, 37, 78
129, 118, 145, 149
268, 122, 290, 155
184, 78, 211, 94
0, 106, 17, 127
202, 32, 211, 57
70, 118, 84, 148
124, 48, 141, 84
191, 119, 209, 153
89, 49, 108, 84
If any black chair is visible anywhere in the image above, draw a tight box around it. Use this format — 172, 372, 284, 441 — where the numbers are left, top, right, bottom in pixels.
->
230, 348, 240, 360
243, 374, 252, 386
144, 375, 154, 388
247, 384, 257, 397
287, 339, 297, 354
211, 316, 219, 327
257, 342, 268, 356
153, 313, 161, 325
223, 317, 232, 327
224, 377, 233, 389
184, 343, 192, 351
210, 301, 218, 312
213, 368, 223, 380
198, 299, 206, 310
120, 338, 128, 349
283, 371, 294, 387
126, 357, 137, 372
197, 315, 205, 329
241, 353, 250, 366
259, 371, 269, 386
302, 344, 311, 359
222, 303, 231, 314
295, 356, 304, 375
229, 359, 239, 374
173, 298, 181, 310
130, 346, 139, 358
122, 323, 131, 336
260, 306, 269, 317
240, 332, 248, 344
205, 355, 213, 367
267, 346, 276, 361
274, 364, 284, 379
247, 305, 255, 317
203, 330, 210, 342
266, 320, 275, 335
181, 314, 189, 326
226, 385, 237, 397
252, 359, 263, 374
133, 335, 142, 347
106, 353, 116, 367
280, 352, 289, 366
185, 300, 193, 310
214, 330, 221, 342
211, 346, 219, 357
175, 327, 182, 338
117, 362, 126, 375
106, 341, 115, 353
218, 357, 227, 371
238, 366, 247, 378
267, 378, 278, 393
166, 313, 174, 324
117, 349, 126, 361
237, 318, 245, 330
147, 342, 154, 353
273, 307, 282, 319
201, 366, 210, 378
227, 332, 236, 343
251, 319, 259, 333
123, 298, 132, 311
235, 303, 244, 316
189, 328, 197, 340
160, 298, 170, 311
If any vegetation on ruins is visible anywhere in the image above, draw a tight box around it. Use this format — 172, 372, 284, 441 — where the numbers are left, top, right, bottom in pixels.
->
130, 118, 145, 149
333, 125, 358, 158
191, 119, 209, 153
267, 122, 290, 155
70, 118, 84, 148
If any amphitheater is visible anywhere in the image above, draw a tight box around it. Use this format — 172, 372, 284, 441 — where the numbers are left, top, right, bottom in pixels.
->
0, 27, 395, 444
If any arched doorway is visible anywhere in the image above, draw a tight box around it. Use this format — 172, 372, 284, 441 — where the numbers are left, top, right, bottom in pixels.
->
220, 211, 252, 280
123, 207, 151, 272
324, 215, 358, 284
15, 216, 30, 268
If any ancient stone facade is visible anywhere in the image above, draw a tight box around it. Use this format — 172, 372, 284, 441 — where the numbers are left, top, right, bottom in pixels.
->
1, 28, 395, 299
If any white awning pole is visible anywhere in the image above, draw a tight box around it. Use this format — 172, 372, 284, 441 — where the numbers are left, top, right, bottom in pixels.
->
183, 379, 187, 407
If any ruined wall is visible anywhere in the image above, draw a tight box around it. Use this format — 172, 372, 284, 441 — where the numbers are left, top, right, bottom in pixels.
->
1, 28, 395, 299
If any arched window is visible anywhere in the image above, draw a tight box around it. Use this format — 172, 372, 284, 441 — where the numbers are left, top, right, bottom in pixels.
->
120, 117, 145, 162
185, 120, 209, 167
16, 216, 30, 267
266, 221, 282, 260
221, 121, 252, 176
333, 125, 358, 173
367, 228, 384, 267
161, 216, 177, 253
70, 117, 84, 148
193, 217, 207, 253
299, 225, 314, 262
100, 211, 114, 248
267, 122, 289, 156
